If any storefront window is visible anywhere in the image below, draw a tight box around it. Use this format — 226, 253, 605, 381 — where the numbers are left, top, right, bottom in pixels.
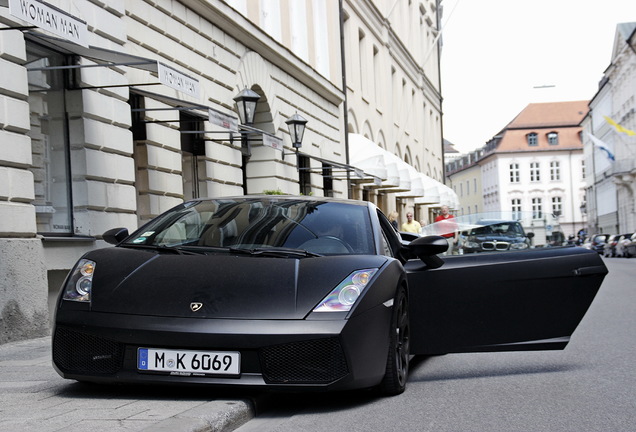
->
26, 44, 73, 235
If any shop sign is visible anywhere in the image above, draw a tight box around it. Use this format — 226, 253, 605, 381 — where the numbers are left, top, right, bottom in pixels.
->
263, 134, 283, 152
9, 0, 88, 47
158, 62, 200, 99
208, 109, 238, 131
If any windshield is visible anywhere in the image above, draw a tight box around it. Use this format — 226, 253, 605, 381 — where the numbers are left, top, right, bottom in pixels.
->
124, 198, 376, 256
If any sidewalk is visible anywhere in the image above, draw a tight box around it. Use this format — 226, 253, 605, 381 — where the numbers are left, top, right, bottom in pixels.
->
0, 336, 257, 432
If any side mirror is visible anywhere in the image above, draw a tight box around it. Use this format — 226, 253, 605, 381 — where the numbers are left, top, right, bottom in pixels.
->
103, 227, 129, 245
527, 232, 535, 239
406, 235, 448, 269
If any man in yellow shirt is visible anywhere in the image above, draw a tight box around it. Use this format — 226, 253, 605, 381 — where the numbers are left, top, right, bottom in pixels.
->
400, 212, 421, 234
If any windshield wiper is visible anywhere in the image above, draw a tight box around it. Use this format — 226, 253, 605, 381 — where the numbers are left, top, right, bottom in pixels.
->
229, 247, 322, 258
119, 244, 206, 255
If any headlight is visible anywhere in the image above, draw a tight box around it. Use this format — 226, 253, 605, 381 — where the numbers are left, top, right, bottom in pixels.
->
313, 268, 378, 312
63, 259, 96, 302
510, 242, 529, 250
464, 241, 479, 248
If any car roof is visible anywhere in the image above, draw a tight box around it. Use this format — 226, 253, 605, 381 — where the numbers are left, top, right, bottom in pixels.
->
185, 195, 372, 208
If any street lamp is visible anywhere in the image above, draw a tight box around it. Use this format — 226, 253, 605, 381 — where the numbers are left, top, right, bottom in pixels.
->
233, 88, 260, 126
233, 88, 260, 159
286, 113, 308, 149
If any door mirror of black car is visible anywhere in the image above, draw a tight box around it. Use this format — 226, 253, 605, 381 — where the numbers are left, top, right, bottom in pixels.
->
103, 227, 129, 245
527, 232, 535, 239
406, 235, 448, 269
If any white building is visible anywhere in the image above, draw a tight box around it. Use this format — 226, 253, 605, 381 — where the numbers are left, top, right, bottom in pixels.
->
447, 101, 589, 246
0, 1, 453, 344
583, 22, 636, 235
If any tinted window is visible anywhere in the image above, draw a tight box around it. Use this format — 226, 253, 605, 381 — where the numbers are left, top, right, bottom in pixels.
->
125, 198, 375, 255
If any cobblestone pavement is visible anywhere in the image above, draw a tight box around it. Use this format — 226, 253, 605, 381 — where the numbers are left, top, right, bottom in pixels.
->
0, 337, 257, 432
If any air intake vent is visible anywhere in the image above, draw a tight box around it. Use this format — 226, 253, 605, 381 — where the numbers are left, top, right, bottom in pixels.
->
260, 337, 348, 384
53, 327, 124, 375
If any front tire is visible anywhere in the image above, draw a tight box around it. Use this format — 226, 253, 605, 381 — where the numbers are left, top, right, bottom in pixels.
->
378, 285, 410, 396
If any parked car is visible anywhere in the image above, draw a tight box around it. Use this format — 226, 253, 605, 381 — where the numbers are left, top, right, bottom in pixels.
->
459, 220, 534, 253
624, 233, 636, 258
615, 233, 635, 258
604, 233, 631, 257
52, 196, 607, 395
589, 234, 609, 254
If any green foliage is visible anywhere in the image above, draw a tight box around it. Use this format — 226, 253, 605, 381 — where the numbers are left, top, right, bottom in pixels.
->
262, 189, 286, 195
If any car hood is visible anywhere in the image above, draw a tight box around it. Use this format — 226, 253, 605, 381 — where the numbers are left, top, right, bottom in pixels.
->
471, 234, 526, 242
83, 247, 389, 319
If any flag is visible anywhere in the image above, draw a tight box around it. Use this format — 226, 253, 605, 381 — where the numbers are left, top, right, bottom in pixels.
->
586, 133, 615, 162
604, 116, 636, 136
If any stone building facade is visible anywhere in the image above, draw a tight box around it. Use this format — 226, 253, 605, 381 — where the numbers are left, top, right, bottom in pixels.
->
0, 1, 449, 343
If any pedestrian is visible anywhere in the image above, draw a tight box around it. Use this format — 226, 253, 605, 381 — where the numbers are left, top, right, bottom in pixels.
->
401, 212, 421, 234
388, 211, 399, 230
434, 205, 458, 254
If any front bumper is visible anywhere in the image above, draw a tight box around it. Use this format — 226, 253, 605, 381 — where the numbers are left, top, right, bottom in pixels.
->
53, 306, 392, 391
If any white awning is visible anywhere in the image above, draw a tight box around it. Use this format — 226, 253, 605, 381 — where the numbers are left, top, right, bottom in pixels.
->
348, 133, 459, 206
349, 134, 410, 190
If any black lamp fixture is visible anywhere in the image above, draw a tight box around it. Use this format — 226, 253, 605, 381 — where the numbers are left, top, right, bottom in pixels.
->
286, 113, 308, 149
233, 88, 260, 125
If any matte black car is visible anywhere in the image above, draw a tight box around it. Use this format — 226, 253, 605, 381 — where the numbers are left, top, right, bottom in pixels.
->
460, 220, 533, 253
52, 196, 608, 395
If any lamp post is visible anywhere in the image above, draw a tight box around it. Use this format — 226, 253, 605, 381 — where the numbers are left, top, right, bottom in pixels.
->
234, 88, 260, 194
285, 113, 308, 149
233, 88, 260, 126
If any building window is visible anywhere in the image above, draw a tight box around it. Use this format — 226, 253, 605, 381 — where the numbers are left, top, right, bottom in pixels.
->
581, 160, 586, 179
322, 163, 333, 197
299, 155, 311, 195
550, 161, 560, 181
511, 198, 522, 220
474, 178, 477, 194
27, 44, 74, 235
527, 133, 538, 146
180, 112, 205, 200
466, 180, 470, 196
547, 132, 559, 145
530, 162, 540, 182
509, 163, 520, 183
532, 197, 543, 219
551, 196, 562, 217
358, 29, 367, 94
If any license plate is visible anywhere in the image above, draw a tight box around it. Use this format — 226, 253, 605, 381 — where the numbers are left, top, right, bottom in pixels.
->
137, 348, 240, 376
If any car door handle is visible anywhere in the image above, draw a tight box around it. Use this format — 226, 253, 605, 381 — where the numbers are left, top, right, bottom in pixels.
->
572, 265, 608, 276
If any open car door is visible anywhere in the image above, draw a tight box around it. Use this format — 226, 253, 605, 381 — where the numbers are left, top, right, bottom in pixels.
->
406, 246, 607, 355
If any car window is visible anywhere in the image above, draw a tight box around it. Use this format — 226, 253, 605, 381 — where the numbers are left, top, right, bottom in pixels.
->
421, 212, 535, 255
376, 209, 401, 257
126, 198, 376, 256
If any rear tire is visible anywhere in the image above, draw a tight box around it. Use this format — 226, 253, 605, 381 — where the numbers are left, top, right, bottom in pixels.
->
378, 285, 410, 396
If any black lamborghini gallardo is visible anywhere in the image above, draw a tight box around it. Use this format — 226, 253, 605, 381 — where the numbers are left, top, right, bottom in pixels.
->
52, 196, 607, 395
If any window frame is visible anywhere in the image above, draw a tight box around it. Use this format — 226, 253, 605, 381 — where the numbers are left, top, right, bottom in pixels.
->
530, 162, 541, 182
27, 43, 76, 236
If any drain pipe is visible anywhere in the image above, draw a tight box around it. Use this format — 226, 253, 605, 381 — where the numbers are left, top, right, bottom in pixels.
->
339, 0, 352, 199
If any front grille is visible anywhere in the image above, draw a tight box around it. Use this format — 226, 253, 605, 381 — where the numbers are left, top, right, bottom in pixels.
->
260, 337, 349, 384
481, 241, 510, 251
53, 327, 124, 375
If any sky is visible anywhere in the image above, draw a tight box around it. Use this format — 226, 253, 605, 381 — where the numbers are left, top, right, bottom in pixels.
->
440, 0, 636, 154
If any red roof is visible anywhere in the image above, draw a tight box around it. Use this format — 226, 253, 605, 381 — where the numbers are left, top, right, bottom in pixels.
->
495, 101, 589, 153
